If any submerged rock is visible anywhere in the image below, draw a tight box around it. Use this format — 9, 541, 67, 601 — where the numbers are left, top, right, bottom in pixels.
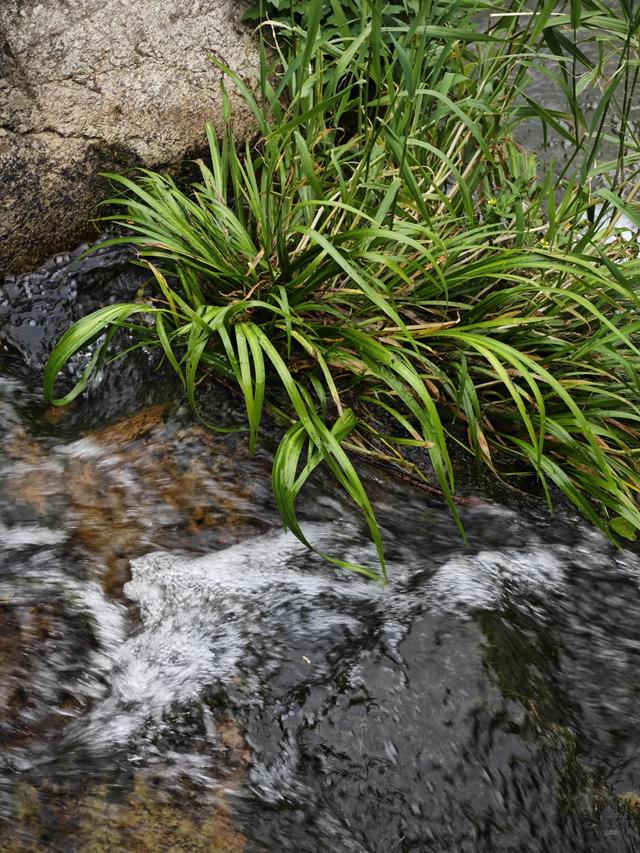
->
0, 0, 260, 273
3, 775, 248, 853
0, 397, 272, 599
0, 239, 146, 368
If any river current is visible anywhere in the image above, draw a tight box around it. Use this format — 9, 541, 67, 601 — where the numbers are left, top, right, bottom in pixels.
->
2, 241, 640, 852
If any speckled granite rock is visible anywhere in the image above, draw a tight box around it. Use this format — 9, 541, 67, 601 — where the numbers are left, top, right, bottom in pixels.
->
0, 0, 260, 273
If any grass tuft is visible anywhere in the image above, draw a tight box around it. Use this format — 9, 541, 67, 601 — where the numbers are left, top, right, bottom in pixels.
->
45, 0, 640, 579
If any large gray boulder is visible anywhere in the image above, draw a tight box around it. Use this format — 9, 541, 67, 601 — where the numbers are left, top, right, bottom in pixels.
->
0, 0, 260, 273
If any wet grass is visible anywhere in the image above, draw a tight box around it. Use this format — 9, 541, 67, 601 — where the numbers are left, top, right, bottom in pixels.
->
45, 0, 640, 579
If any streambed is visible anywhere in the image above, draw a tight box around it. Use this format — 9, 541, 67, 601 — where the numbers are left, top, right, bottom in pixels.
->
2, 247, 640, 851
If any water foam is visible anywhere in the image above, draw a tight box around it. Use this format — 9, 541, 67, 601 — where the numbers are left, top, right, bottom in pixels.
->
61, 524, 379, 749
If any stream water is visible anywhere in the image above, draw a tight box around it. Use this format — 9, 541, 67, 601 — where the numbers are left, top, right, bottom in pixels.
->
2, 245, 640, 852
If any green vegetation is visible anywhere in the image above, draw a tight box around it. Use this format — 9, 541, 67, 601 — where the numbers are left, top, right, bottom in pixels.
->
44, 0, 640, 579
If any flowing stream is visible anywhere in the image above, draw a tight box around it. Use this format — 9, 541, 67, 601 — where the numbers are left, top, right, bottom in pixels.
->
2, 245, 640, 851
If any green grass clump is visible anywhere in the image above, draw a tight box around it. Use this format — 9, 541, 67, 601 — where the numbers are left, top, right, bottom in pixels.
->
44, 0, 640, 579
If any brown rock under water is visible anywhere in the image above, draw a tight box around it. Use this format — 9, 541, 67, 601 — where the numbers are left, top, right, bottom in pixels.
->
4, 404, 270, 599
4, 757, 249, 852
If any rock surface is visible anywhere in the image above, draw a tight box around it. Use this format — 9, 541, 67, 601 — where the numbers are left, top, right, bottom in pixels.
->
0, 0, 260, 273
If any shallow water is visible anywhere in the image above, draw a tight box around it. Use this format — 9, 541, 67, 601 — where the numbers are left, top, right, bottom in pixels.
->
2, 247, 640, 851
